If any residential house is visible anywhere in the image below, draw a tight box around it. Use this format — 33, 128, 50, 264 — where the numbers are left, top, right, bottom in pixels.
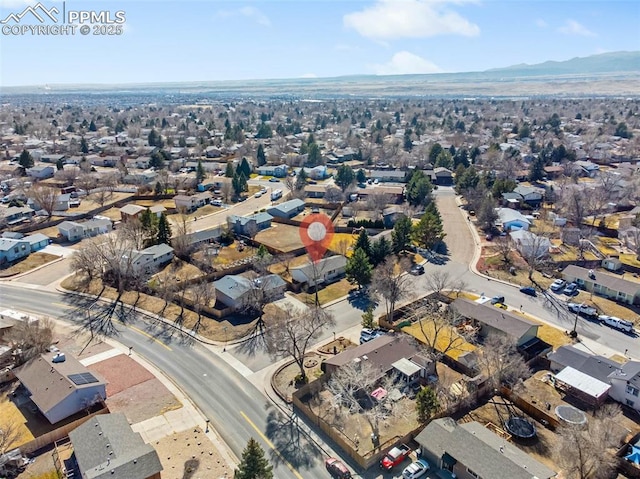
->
512, 185, 544, 207
69, 413, 163, 479
290, 255, 347, 288
548, 345, 620, 383
173, 192, 211, 212
40, 154, 66, 164
25, 233, 50, 252
357, 186, 404, 204
58, 221, 85, 242
562, 265, 640, 305
119, 204, 146, 222
257, 164, 288, 178
608, 361, 640, 413
433, 167, 453, 185
26, 165, 55, 179
509, 230, 551, 259
213, 274, 286, 310
58, 218, 113, 242
370, 169, 407, 183
0, 206, 35, 226
415, 417, 556, 479
149, 205, 167, 218
125, 244, 174, 273
451, 298, 548, 357
267, 199, 305, 219
90, 155, 118, 167
54, 193, 71, 211
382, 205, 406, 228
0, 238, 30, 264
227, 212, 273, 236
183, 227, 222, 249
544, 165, 565, 179
297, 165, 329, 180
496, 208, 531, 231
572, 160, 600, 177
123, 171, 157, 185
304, 184, 328, 198
322, 334, 435, 384
15, 350, 107, 424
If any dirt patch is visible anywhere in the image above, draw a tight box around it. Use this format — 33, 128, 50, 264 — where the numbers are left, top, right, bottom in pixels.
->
295, 278, 352, 306
88, 354, 154, 396
254, 224, 304, 253
153, 427, 233, 479
106, 378, 181, 424
272, 352, 326, 403
0, 253, 60, 277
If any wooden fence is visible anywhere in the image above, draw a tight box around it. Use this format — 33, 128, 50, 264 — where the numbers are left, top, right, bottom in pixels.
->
19, 402, 109, 455
500, 385, 559, 430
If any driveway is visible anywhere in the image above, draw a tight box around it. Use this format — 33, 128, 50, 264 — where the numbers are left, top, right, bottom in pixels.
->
13, 257, 72, 286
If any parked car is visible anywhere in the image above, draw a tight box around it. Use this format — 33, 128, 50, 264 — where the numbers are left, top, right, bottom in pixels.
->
567, 303, 598, 318
490, 296, 505, 305
381, 444, 412, 470
402, 459, 430, 479
409, 264, 425, 275
519, 286, 537, 297
260, 187, 267, 194
254, 192, 262, 198
269, 177, 279, 182
599, 315, 634, 333
360, 328, 382, 344
550, 279, 566, 292
564, 282, 579, 296
325, 458, 351, 479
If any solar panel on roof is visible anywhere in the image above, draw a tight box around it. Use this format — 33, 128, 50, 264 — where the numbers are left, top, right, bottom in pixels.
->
68, 372, 99, 385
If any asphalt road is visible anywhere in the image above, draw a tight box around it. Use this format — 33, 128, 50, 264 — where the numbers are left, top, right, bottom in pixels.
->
0, 283, 327, 479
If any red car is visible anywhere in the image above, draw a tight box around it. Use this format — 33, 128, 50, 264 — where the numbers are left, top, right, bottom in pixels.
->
380, 444, 412, 470
325, 457, 351, 478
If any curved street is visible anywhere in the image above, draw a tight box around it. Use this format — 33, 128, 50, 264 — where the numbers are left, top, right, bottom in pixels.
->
1, 186, 638, 479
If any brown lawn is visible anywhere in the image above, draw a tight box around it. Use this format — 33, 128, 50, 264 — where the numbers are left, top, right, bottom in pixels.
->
0, 252, 60, 277
254, 223, 304, 253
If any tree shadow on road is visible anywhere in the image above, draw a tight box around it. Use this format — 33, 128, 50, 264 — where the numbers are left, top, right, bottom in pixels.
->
264, 406, 321, 472
233, 321, 268, 357
347, 290, 378, 312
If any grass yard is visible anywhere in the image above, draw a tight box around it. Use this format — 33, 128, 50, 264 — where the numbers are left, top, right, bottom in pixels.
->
134, 199, 176, 208
577, 292, 639, 323
295, 278, 352, 306
254, 223, 304, 253
209, 241, 255, 266
268, 254, 309, 280
167, 204, 221, 223
154, 259, 204, 283
0, 252, 60, 277
327, 232, 357, 256
402, 320, 477, 361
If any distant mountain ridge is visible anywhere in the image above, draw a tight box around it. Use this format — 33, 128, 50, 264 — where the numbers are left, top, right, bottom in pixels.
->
486, 51, 640, 76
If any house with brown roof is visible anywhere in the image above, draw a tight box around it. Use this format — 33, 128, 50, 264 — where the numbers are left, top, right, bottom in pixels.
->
119, 204, 146, 222
68, 413, 163, 479
15, 350, 107, 424
562, 265, 640, 305
322, 334, 434, 383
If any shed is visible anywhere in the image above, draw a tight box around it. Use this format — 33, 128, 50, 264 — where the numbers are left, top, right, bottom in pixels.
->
555, 366, 611, 406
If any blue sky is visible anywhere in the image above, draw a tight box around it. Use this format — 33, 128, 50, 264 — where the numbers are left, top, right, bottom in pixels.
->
0, 0, 638, 86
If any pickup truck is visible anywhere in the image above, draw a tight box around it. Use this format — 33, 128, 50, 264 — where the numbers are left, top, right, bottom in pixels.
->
567, 303, 598, 319
380, 444, 411, 470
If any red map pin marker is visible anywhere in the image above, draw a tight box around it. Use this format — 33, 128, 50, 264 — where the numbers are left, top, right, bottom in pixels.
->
299, 213, 334, 263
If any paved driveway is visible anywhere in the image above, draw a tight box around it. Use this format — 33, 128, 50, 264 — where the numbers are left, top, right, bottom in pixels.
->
434, 187, 475, 265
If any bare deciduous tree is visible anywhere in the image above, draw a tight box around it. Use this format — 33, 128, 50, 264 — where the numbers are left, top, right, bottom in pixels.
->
478, 333, 530, 392
6, 316, 54, 365
555, 404, 623, 479
189, 279, 215, 332
495, 235, 512, 265
371, 257, 413, 322
326, 355, 410, 443
264, 306, 334, 382
324, 186, 344, 203
28, 184, 58, 218
220, 182, 234, 204
366, 192, 391, 220
0, 419, 22, 455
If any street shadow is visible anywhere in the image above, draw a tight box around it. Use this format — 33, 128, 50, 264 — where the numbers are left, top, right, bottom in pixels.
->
264, 406, 321, 471
347, 290, 378, 311
234, 321, 268, 357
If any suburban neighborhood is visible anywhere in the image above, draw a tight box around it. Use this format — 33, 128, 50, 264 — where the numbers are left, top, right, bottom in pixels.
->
0, 90, 639, 479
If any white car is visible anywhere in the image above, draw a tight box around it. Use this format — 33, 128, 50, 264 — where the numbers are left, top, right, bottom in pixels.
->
254, 192, 262, 198
402, 459, 430, 479
550, 279, 566, 292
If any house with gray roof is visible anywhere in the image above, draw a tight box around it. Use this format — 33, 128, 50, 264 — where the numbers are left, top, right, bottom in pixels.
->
25, 233, 50, 252
0, 238, 30, 264
257, 163, 288, 178
15, 350, 107, 424
126, 244, 174, 273
227, 212, 273, 236
69, 413, 163, 479
415, 417, 556, 479
548, 345, 621, 383
608, 361, 640, 413
213, 274, 286, 310
451, 298, 541, 349
58, 218, 112, 242
562, 264, 640, 305
267, 199, 305, 219
496, 207, 531, 231
290, 255, 347, 288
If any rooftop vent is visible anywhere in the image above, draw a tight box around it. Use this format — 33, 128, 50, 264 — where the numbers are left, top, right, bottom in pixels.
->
51, 352, 66, 363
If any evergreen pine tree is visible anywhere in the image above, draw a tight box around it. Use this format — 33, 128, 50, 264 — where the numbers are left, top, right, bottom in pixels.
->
354, 229, 372, 259
80, 137, 89, 154
234, 438, 273, 479
156, 213, 172, 246
18, 149, 34, 171
196, 160, 206, 184
391, 215, 413, 254
256, 143, 266, 167
345, 247, 373, 290
225, 162, 235, 178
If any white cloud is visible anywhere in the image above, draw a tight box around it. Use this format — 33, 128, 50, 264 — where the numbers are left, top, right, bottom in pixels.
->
535, 18, 547, 28
557, 19, 595, 37
344, 0, 479, 40
217, 6, 270, 27
372, 51, 443, 75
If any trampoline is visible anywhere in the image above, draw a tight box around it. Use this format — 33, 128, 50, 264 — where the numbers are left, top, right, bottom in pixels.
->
505, 416, 537, 440
555, 405, 588, 426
